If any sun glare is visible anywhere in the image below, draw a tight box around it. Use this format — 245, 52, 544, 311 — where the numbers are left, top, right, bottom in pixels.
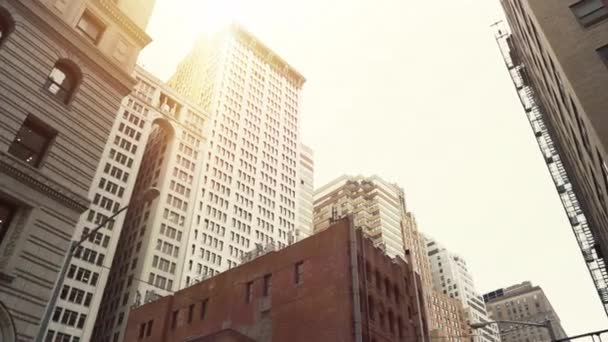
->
196, 0, 242, 35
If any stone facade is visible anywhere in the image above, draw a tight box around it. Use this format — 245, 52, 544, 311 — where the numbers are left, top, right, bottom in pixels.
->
0, 0, 153, 340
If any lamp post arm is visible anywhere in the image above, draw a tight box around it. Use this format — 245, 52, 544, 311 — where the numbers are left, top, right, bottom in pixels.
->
77, 205, 130, 248
491, 320, 548, 328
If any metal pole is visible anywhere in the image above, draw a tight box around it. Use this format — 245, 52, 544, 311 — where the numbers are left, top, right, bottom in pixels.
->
34, 205, 130, 342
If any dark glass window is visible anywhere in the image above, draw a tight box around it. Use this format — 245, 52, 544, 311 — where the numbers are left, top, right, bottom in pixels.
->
571, 0, 608, 27
0, 199, 16, 245
294, 261, 304, 285
246, 281, 253, 303
0, 7, 15, 47
8, 116, 56, 167
263, 274, 272, 296
598, 44, 608, 66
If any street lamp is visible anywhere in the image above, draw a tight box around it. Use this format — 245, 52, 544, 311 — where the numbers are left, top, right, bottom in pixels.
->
35, 187, 160, 342
470, 319, 557, 342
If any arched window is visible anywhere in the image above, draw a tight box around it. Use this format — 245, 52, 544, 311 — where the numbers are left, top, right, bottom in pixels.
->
0, 6, 15, 48
45, 60, 82, 104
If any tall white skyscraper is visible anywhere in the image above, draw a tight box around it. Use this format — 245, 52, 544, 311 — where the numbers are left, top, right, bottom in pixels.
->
91, 67, 209, 342
425, 236, 501, 342
93, 24, 308, 342
168, 24, 307, 274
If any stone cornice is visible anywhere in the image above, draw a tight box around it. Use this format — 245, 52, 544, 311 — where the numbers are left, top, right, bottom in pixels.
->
10, 0, 136, 95
92, 0, 152, 47
0, 152, 90, 213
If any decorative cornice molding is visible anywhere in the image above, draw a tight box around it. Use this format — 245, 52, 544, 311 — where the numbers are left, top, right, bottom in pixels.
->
8, 0, 136, 95
92, 0, 152, 47
0, 152, 90, 213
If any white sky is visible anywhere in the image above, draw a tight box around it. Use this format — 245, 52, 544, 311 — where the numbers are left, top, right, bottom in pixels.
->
139, 0, 608, 336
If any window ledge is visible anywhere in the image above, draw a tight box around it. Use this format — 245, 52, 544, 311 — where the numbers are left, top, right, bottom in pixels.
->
0, 152, 89, 212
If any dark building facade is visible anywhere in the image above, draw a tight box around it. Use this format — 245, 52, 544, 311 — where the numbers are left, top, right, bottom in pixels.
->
124, 218, 429, 342
493, 0, 608, 315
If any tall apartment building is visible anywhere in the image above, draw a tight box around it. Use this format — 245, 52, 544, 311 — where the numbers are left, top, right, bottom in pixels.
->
313, 175, 435, 334
42, 66, 206, 342
425, 236, 500, 342
168, 25, 306, 278
296, 143, 314, 239
123, 218, 429, 342
428, 291, 470, 342
493, 0, 608, 314
483, 282, 568, 342
87, 68, 209, 342
0, 0, 154, 341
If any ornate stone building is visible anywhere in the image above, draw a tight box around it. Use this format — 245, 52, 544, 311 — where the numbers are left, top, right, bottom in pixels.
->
0, 0, 154, 340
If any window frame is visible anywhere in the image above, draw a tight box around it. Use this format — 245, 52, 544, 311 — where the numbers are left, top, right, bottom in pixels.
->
570, 0, 608, 27
8, 115, 57, 167
597, 44, 608, 67
76, 9, 106, 44
0, 6, 15, 48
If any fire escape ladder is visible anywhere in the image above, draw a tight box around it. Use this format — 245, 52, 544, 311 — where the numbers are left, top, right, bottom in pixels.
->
492, 21, 608, 314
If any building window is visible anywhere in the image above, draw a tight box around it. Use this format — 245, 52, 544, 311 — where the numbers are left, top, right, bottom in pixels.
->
571, 0, 608, 27
0, 199, 16, 246
294, 261, 304, 285
45, 60, 82, 104
8, 115, 56, 167
246, 281, 253, 303
0, 6, 15, 48
598, 44, 608, 66
170, 310, 178, 330
263, 274, 272, 297
200, 299, 208, 319
145, 320, 153, 337
77, 10, 105, 44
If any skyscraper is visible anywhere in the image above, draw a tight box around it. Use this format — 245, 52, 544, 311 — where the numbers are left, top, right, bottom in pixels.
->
313, 175, 435, 334
493, 0, 608, 314
90, 67, 209, 342
425, 236, 500, 342
43, 66, 206, 342
168, 24, 307, 270
93, 24, 308, 341
296, 143, 314, 239
0, 0, 154, 340
484, 282, 568, 342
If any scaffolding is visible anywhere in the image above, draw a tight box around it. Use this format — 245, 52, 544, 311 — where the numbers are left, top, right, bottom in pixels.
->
491, 20, 608, 316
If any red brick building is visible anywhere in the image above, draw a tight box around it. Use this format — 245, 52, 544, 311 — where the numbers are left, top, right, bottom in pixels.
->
124, 218, 429, 342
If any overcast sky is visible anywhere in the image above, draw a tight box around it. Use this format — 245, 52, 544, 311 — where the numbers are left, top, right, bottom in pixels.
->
139, 0, 608, 336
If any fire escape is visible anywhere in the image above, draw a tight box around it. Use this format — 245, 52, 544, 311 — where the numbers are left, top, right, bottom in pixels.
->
492, 21, 608, 316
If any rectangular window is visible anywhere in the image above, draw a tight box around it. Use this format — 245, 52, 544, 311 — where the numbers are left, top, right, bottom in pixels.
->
0, 199, 16, 247
145, 320, 153, 337
77, 10, 106, 44
171, 310, 178, 329
246, 281, 254, 303
598, 44, 608, 66
8, 116, 56, 167
187, 304, 194, 323
295, 261, 304, 285
200, 299, 208, 319
263, 274, 272, 297
571, 0, 608, 27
